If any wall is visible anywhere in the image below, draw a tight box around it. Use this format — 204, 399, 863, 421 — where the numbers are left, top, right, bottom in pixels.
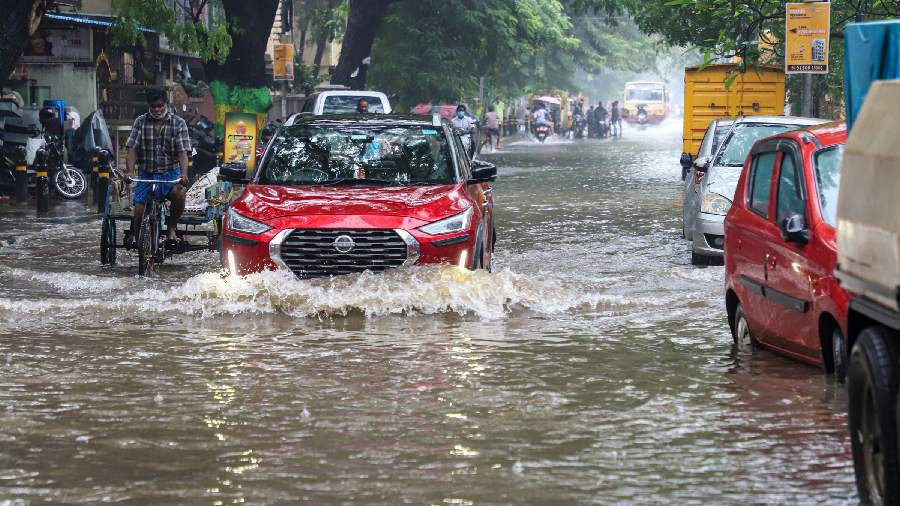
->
26, 64, 98, 116
76, 0, 113, 15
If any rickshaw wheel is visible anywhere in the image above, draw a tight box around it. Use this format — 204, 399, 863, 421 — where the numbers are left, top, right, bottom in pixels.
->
100, 217, 117, 265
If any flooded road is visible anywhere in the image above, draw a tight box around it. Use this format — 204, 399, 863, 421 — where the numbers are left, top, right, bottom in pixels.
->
0, 121, 855, 504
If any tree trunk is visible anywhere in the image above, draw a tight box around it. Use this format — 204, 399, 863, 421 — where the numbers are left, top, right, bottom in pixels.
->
203, 0, 280, 87
312, 31, 328, 77
0, 0, 50, 89
330, 0, 395, 89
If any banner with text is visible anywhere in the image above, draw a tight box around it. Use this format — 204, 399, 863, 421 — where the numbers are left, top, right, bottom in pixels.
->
785, 2, 831, 74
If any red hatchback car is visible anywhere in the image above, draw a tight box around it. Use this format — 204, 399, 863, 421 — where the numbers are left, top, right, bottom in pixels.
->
724, 122, 849, 376
219, 115, 496, 278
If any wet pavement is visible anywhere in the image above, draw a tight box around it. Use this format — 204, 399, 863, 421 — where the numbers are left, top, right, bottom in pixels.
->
0, 120, 855, 504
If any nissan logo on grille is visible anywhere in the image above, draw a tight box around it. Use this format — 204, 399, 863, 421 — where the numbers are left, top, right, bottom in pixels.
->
333, 235, 355, 253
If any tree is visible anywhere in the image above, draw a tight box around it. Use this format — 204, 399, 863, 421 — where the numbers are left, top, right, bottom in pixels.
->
330, 0, 396, 88
0, 0, 51, 89
626, 0, 900, 115
111, 0, 279, 134
365, 0, 655, 108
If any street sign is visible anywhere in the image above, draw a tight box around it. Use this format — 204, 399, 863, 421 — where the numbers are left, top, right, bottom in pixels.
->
273, 43, 294, 81
785, 2, 831, 74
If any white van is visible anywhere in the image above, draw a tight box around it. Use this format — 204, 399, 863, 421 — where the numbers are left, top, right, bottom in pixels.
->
299, 89, 392, 115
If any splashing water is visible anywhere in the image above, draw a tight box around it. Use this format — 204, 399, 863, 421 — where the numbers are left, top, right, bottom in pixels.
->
0, 265, 627, 320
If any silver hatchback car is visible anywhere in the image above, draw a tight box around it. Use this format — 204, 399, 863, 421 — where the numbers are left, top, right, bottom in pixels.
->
682, 118, 734, 238
683, 115, 828, 265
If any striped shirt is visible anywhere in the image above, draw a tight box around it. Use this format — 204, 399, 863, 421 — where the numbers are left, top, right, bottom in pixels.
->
125, 112, 191, 173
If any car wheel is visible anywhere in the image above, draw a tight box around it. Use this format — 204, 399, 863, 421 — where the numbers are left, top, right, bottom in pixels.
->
848, 326, 900, 505
833, 327, 849, 383
732, 304, 756, 353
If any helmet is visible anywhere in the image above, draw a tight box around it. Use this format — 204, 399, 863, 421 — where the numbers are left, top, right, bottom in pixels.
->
39, 106, 58, 127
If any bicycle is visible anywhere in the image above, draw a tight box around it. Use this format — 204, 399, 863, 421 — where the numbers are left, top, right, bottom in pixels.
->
127, 178, 181, 276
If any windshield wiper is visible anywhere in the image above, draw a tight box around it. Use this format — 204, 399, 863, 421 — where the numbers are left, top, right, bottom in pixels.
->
320, 177, 395, 186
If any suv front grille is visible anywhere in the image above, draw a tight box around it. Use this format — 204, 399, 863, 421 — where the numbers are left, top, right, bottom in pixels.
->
278, 229, 408, 278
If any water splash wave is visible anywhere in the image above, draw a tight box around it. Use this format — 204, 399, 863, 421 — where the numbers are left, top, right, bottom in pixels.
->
0, 265, 626, 320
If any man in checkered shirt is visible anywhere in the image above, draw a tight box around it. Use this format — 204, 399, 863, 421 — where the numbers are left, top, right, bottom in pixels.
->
125, 88, 192, 244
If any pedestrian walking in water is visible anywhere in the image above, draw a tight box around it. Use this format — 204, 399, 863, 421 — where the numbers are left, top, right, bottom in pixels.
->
483, 105, 501, 150
610, 100, 622, 137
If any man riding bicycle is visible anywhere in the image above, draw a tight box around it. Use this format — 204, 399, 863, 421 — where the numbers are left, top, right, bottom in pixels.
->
125, 88, 191, 246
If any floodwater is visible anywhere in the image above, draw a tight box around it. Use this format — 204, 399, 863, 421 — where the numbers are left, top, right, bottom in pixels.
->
0, 121, 855, 504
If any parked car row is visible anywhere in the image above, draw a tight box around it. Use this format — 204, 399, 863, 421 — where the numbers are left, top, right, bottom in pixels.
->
688, 71, 900, 505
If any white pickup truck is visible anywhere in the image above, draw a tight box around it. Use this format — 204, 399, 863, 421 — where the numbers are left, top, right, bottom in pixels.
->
835, 80, 900, 505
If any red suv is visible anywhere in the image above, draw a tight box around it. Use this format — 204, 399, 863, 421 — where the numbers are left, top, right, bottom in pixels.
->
724, 122, 848, 376
218, 115, 496, 278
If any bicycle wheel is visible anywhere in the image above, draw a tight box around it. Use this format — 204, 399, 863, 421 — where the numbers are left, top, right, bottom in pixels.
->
100, 217, 116, 265
138, 201, 158, 276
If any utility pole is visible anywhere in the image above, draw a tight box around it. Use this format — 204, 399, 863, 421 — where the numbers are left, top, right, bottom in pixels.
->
280, 0, 290, 119
802, 74, 814, 117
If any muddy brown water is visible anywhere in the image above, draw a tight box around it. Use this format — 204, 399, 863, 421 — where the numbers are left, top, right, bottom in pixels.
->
0, 121, 855, 504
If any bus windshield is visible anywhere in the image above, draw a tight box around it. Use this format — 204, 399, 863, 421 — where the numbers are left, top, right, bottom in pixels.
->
626, 86, 664, 102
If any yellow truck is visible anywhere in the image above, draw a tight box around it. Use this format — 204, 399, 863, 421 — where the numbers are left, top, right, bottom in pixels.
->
681, 64, 785, 161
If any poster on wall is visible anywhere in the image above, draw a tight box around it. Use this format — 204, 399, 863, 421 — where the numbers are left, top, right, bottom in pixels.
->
224, 112, 258, 172
22, 27, 92, 62
785, 2, 831, 74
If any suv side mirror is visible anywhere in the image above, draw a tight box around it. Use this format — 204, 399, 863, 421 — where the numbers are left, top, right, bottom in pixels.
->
781, 214, 810, 244
220, 162, 249, 183
469, 159, 497, 183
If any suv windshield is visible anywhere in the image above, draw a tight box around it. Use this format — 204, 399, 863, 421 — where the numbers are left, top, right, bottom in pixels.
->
258, 124, 454, 186
322, 95, 385, 114
814, 145, 843, 227
714, 124, 797, 166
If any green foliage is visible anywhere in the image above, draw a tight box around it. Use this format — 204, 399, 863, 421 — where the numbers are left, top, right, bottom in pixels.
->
626, 0, 900, 112
367, 0, 656, 108
292, 54, 326, 96
110, 0, 232, 64
208, 81, 273, 111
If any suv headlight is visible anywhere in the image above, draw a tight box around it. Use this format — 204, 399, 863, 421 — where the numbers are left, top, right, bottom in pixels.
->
700, 192, 732, 216
226, 207, 272, 235
418, 207, 474, 235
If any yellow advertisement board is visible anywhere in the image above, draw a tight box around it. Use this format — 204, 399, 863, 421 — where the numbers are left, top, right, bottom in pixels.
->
785, 2, 831, 74
273, 43, 294, 81
224, 112, 258, 172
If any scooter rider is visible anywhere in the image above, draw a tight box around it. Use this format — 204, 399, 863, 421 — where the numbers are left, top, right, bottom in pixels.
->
451, 104, 478, 156
125, 88, 191, 245
532, 103, 552, 134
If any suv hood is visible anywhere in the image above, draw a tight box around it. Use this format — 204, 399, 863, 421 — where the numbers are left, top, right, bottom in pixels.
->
705, 166, 742, 201
234, 184, 468, 222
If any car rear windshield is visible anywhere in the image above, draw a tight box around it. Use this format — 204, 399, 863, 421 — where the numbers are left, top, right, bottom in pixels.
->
258, 124, 455, 186
814, 145, 843, 227
714, 124, 797, 167
322, 95, 385, 114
